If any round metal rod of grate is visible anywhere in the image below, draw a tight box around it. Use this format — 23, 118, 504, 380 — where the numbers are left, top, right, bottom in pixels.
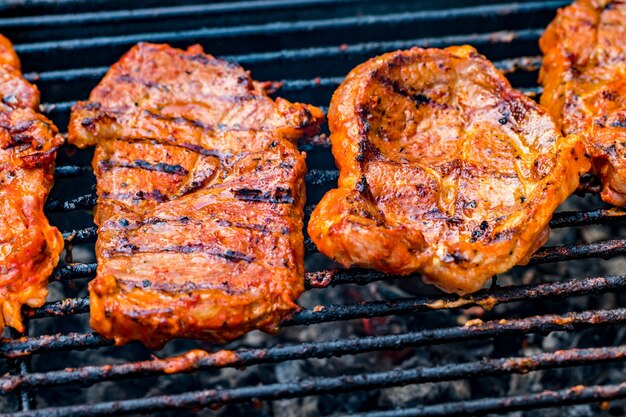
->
13, 2, 566, 54
52, 205, 626, 252
10, 274, 626, 360
0, 0, 371, 28
344, 383, 626, 417
20, 275, 626, 322
26, 30, 546, 85
0, 308, 624, 392
2, 346, 625, 417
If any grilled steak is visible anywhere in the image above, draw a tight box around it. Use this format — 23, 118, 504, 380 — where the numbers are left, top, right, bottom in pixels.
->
308, 46, 589, 295
0, 34, 64, 332
540, 0, 626, 205
68, 43, 324, 348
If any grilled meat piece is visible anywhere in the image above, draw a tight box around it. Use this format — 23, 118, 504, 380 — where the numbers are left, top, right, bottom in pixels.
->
0, 35, 64, 332
540, 0, 626, 205
308, 46, 589, 295
0, 34, 20, 70
68, 43, 323, 348
0, 35, 39, 111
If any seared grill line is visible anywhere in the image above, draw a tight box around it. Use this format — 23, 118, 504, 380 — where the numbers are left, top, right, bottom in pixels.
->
232, 187, 294, 204
115, 278, 248, 294
100, 189, 169, 202
99, 159, 189, 176
106, 241, 255, 263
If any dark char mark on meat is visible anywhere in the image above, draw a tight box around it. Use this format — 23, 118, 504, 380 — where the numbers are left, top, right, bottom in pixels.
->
232, 187, 294, 204
0, 119, 38, 149
125, 216, 285, 235
110, 240, 255, 263
114, 74, 171, 92
116, 278, 247, 296
374, 73, 437, 109
102, 189, 169, 203
355, 105, 382, 164
20, 149, 57, 168
119, 136, 226, 159
100, 159, 189, 176
611, 118, 626, 128
142, 109, 211, 130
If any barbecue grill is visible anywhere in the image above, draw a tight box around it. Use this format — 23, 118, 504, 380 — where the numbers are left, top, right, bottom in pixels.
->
2, 0, 626, 416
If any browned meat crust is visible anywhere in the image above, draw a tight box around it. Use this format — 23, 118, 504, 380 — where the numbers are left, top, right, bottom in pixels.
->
539, 0, 626, 205
0, 34, 64, 332
68, 43, 324, 348
308, 46, 589, 295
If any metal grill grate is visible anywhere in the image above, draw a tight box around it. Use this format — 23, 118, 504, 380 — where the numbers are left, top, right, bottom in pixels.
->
2, 1, 626, 416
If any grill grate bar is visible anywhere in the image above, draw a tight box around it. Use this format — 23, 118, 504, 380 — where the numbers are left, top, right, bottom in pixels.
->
47, 263, 398, 287
39, 101, 73, 114
24, 298, 90, 320
5, 345, 625, 417
15, 362, 32, 412
549, 207, 626, 228
47, 231, 626, 284
25, 54, 542, 84
302, 235, 626, 264
346, 383, 626, 417
54, 165, 92, 178
7, 328, 33, 412
287, 275, 626, 326
228, 28, 544, 65
50, 204, 626, 259
47, 220, 626, 285
47, 263, 397, 288
0, 0, 364, 27
27, 66, 107, 83
521, 85, 542, 96
0, 332, 111, 360
36, 45, 545, 116
44, 193, 96, 212
22, 275, 626, 324
61, 229, 97, 246
278, 56, 543, 92
13, 2, 565, 54
495, 55, 543, 74
40, 85, 542, 119
2, 308, 625, 391
530, 240, 626, 265
50, 263, 96, 282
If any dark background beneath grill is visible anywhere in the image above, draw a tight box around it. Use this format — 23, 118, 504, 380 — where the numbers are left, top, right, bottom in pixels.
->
1, 0, 626, 416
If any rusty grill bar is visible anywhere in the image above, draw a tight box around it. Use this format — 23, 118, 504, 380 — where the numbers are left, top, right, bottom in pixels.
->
6, 347, 626, 417
2, 308, 626, 392
1, 0, 625, 416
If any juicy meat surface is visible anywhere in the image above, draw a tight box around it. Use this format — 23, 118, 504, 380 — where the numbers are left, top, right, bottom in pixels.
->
68, 43, 323, 348
540, 0, 626, 205
0, 35, 64, 332
308, 46, 589, 295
